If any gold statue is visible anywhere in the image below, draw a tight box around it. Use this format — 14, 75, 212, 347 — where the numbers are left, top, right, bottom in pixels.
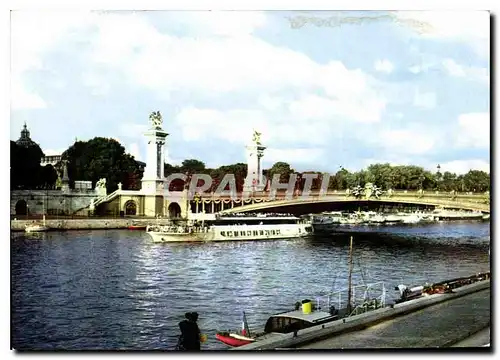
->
149, 111, 163, 129
252, 130, 262, 145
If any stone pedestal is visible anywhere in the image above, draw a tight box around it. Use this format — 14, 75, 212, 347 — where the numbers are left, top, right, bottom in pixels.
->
244, 138, 266, 192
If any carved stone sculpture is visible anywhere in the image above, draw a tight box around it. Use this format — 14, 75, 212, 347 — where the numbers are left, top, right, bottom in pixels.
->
149, 111, 163, 129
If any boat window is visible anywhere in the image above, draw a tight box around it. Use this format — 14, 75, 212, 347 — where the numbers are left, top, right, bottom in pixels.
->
264, 316, 308, 334
265, 230, 270, 235
253, 231, 258, 236
221, 231, 226, 236
276, 230, 281, 235
247, 231, 252, 236
259, 230, 264, 235
299, 229, 301, 233
240, 231, 245, 236
227, 231, 232, 237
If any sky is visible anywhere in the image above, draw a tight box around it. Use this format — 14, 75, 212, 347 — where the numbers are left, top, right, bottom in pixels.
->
10, 10, 490, 174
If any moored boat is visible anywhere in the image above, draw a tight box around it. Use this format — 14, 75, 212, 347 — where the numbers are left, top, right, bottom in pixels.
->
216, 236, 387, 347
216, 312, 256, 347
395, 271, 491, 303
215, 332, 255, 347
128, 224, 147, 230
310, 215, 336, 233
25, 224, 50, 233
25, 215, 49, 233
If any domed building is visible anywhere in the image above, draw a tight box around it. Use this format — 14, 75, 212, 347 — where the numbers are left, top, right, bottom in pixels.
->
16, 122, 39, 148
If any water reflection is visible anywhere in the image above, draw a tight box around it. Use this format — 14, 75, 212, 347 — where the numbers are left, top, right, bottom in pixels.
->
11, 223, 490, 350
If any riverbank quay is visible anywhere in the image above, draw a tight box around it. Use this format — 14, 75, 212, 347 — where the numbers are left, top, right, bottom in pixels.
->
233, 279, 490, 350
10, 216, 171, 232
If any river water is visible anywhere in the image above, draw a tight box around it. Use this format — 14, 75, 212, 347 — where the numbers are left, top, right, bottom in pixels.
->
11, 222, 490, 350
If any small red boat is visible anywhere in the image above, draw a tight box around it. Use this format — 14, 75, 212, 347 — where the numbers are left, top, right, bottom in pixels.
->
215, 332, 255, 347
216, 311, 255, 347
128, 225, 147, 230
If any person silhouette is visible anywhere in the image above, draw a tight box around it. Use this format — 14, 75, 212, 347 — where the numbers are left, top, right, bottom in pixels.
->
177, 312, 201, 351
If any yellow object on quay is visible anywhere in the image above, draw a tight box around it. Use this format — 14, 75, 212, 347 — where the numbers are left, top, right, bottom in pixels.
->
302, 301, 312, 315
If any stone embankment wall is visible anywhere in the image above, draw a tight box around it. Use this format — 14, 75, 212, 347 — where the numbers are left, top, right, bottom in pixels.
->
11, 190, 102, 216
10, 218, 171, 231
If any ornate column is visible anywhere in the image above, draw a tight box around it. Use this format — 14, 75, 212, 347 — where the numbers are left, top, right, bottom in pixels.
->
141, 111, 169, 217
244, 130, 266, 192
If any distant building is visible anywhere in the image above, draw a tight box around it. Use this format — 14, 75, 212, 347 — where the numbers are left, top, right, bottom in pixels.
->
16, 122, 38, 148
15, 123, 62, 167
41, 154, 62, 167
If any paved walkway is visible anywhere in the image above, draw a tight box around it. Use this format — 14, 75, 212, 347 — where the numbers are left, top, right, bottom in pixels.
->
299, 289, 490, 349
451, 327, 490, 347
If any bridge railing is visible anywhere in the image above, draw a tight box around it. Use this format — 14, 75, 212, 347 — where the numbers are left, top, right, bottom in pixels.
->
191, 190, 488, 203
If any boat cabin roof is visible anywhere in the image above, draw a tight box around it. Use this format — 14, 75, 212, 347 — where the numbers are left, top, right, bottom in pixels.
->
269, 310, 335, 323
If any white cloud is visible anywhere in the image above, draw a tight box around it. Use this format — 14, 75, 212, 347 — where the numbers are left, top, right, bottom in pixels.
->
288, 93, 385, 124
371, 128, 436, 155
408, 65, 421, 74
81, 72, 111, 96
84, 14, 387, 127
43, 148, 65, 156
264, 148, 324, 165
442, 59, 489, 84
392, 11, 490, 59
128, 143, 142, 161
455, 113, 489, 149
11, 82, 46, 110
11, 11, 98, 110
413, 90, 436, 109
374, 59, 394, 73
119, 123, 149, 139
440, 159, 490, 174
170, 11, 267, 36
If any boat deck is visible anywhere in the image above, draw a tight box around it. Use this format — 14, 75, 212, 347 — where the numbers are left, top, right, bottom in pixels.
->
272, 310, 336, 323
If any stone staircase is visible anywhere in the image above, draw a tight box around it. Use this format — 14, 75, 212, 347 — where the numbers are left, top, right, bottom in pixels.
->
72, 190, 120, 215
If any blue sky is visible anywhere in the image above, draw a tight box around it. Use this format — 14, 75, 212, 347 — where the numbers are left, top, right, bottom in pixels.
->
10, 10, 490, 174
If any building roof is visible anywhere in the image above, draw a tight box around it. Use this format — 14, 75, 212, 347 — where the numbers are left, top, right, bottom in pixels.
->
16, 123, 38, 148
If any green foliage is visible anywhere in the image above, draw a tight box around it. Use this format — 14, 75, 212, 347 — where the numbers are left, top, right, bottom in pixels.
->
61, 137, 144, 192
10, 141, 58, 189
268, 161, 294, 183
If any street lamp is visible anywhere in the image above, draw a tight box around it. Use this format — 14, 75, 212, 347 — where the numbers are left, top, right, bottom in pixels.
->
436, 164, 441, 191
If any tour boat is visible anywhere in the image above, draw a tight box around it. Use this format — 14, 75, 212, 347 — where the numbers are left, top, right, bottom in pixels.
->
25, 215, 50, 233
146, 213, 313, 243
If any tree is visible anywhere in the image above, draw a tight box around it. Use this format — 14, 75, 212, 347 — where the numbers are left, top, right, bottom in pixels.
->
61, 137, 143, 192
441, 171, 457, 192
268, 162, 294, 183
180, 159, 206, 173
10, 140, 56, 189
40, 165, 59, 189
462, 170, 490, 192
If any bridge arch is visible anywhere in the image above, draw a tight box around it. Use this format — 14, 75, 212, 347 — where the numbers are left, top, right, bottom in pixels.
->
15, 200, 28, 216
124, 200, 137, 215
168, 202, 182, 219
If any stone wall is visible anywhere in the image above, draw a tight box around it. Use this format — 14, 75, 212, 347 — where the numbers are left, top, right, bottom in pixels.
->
11, 190, 101, 216
10, 218, 171, 231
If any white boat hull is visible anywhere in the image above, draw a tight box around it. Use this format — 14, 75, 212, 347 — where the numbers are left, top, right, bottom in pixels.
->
25, 225, 50, 233
147, 223, 313, 243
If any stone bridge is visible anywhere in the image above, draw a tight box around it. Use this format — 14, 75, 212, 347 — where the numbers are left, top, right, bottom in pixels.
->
189, 190, 490, 216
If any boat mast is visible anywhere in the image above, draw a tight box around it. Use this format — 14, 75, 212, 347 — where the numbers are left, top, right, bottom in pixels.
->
347, 236, 354, 314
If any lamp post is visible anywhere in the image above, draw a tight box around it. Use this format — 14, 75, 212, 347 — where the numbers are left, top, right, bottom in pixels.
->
436, 164, 441, 191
